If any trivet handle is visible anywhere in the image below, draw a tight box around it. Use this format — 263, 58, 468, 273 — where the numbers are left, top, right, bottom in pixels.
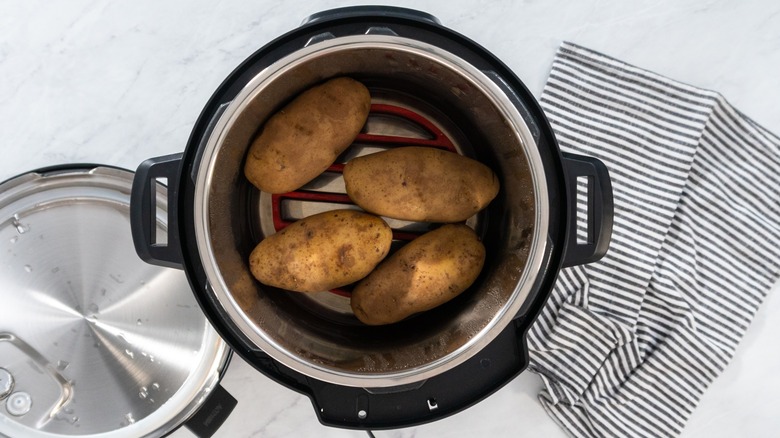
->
130, 153, 184, 269
561, 152, 614, 267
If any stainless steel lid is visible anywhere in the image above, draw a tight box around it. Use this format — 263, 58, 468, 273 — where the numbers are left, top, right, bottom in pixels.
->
0, 166, 230, 437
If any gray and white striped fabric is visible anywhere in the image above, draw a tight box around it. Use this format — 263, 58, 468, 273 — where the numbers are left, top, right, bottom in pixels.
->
527, 42, 780, 437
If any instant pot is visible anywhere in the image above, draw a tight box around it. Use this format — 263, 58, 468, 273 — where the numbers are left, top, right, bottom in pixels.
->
130, 6, 613, 430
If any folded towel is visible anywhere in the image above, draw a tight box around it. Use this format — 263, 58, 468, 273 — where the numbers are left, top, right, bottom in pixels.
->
527, 42, 780, 437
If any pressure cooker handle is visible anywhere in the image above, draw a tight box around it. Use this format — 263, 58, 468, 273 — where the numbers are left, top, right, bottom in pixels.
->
561, 152, 614, 267
130, 153, 184, 269
302, 6, 441, 26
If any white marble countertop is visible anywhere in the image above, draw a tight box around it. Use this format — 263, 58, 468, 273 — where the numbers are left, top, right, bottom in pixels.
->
1, 1, 778, 437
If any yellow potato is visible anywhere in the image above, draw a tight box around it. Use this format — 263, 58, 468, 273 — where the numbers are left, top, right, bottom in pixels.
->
249, 210, 392, 293
244, 77, 371, 194
351, 224, 485, 325
343, 147, 499, 222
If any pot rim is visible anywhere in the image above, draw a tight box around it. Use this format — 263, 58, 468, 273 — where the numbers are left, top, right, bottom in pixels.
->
193, 34, 549, 387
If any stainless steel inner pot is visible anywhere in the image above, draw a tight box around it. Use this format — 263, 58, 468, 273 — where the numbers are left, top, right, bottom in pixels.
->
193, 34, 549, 387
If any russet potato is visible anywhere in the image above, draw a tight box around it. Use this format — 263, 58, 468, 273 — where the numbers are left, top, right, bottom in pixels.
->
244, 77, 371, 194
249, 210, 392, 293
350, 224, 486, 325
343, 146, 499, 222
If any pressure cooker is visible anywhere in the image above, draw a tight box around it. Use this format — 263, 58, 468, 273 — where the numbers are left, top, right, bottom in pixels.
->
129, 6, 613, 430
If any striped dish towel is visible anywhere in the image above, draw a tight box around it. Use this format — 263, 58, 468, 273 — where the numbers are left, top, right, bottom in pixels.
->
527, 42, 780, 437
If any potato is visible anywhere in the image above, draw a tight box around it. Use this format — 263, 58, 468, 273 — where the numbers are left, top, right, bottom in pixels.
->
244, 77, 371, 194
249, 210, 392, 293
351, 224, 485, 325
343, 147, 499, 222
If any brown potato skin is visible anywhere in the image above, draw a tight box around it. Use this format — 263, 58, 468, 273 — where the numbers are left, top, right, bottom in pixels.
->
351, 224, 486, 325
244, 77, 371, 194
249, 210, 392, 293
343, 147, 499, 222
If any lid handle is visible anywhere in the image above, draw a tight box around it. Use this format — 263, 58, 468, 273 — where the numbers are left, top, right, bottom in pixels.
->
183, 384, 237, 437
130, 153, 184, 269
